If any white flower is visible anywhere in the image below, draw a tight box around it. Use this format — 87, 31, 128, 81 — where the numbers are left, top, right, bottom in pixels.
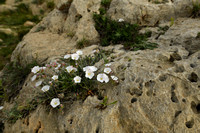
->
97, 73, 109, 83
76, 50, 83, 55
31, 75, 37, 81
52, 75, 58, 80
85, 70, 95, 79
64, 54, 71, 59
35, 80, 42, 87
105, 63, 111, 67
41, 67, 46, 70
111, 75, 118, 81
104, 68, 112, 74
55, 64, 61, 70
66, 66, 74, 73
50, 98, 60, 108
32, 66, 40, 74
74, 76, 81, 83
118, 18, 124, 22
92, 50, 97, 53
71, 53, 79, 60
0, 106, 3, 110
41, 85, 50, 92
83, 66, 97, 72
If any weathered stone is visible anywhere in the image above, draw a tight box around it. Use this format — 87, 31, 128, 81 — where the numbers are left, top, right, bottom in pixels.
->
107, 0, 193, 26
2, 0, 200, 132
23, 21, 36, 27
158, 18, 200, 54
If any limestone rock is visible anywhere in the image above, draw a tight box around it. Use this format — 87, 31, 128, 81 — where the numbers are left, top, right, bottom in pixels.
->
0, 4, 16, 13
23, 21, 36, 27
107, 0, 193, 26
2, 0, 200, 132
158, 18, 200, 55
0, 28, 15, 35
4, 44, 200, 132
11, 0, 101, 66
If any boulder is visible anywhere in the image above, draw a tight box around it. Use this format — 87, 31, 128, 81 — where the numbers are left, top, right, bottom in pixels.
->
107, 0, 193, 26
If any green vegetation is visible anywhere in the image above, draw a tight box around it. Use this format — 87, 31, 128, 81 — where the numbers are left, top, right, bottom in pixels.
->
0, 80, 3, 104
0, 4, 39, 26
47, 1, 55, 10
192, 1, 200, 18
2, 62, 38, 102
148, 0, 168, 4
76, 38, 90, 49
170, 17, 174, 27
95, 96, 117, 110
93, 0, 158, 50
4, 50, 114, 124
0, 0, 5, 4
0, 3, 40, 70
31, 0, 45, 5
5, 100, 41, 123
93, 14, 157, 50
197, 32, 200, 38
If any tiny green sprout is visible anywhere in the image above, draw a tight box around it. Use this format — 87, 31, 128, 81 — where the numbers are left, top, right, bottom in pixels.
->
67, 31, 75, 38
95, 96, 117, 110
170, 17, 174, 27
76, 38, 90, 49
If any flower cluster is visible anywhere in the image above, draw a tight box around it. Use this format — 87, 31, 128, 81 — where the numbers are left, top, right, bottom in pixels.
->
31, 50, 118, 108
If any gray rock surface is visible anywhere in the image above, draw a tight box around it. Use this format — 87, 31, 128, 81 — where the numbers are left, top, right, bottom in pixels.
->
2, 0, 200, 132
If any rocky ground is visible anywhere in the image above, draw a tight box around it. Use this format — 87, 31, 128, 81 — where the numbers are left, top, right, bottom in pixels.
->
0, 0, 200, 133
0, 0, 56, 69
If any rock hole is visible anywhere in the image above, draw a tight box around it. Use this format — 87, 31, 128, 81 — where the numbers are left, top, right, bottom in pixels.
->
175, 65, 185, 73
130, 88, 143, 96
190, 101, 200, 114
185, 119, 194, 128
188, 72, 198, 82
87, 8, 91, 12
146, 90, 154, 97
197, 56, 200, 59
96, 127, 99, 133
182, 99, 186, 103
75, 14, 82, 22
171, 92, 179, 103
131, 98, 137, 103
145, 80, 155, 88
65, 130, 69, 133
159, 75, 168, 81
169, 53, 182, 62
35, 121, 41, 133
190, 64, 196, 68
171, 84, 176, 91
171, 84, 178, 103
196, 104, 200, 113
69, 119, 73, 124
97, 95, 104, 100
175, 111, 182, 118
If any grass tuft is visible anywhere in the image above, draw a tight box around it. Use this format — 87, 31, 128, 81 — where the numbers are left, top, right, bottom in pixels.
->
2, 62, 38, 102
